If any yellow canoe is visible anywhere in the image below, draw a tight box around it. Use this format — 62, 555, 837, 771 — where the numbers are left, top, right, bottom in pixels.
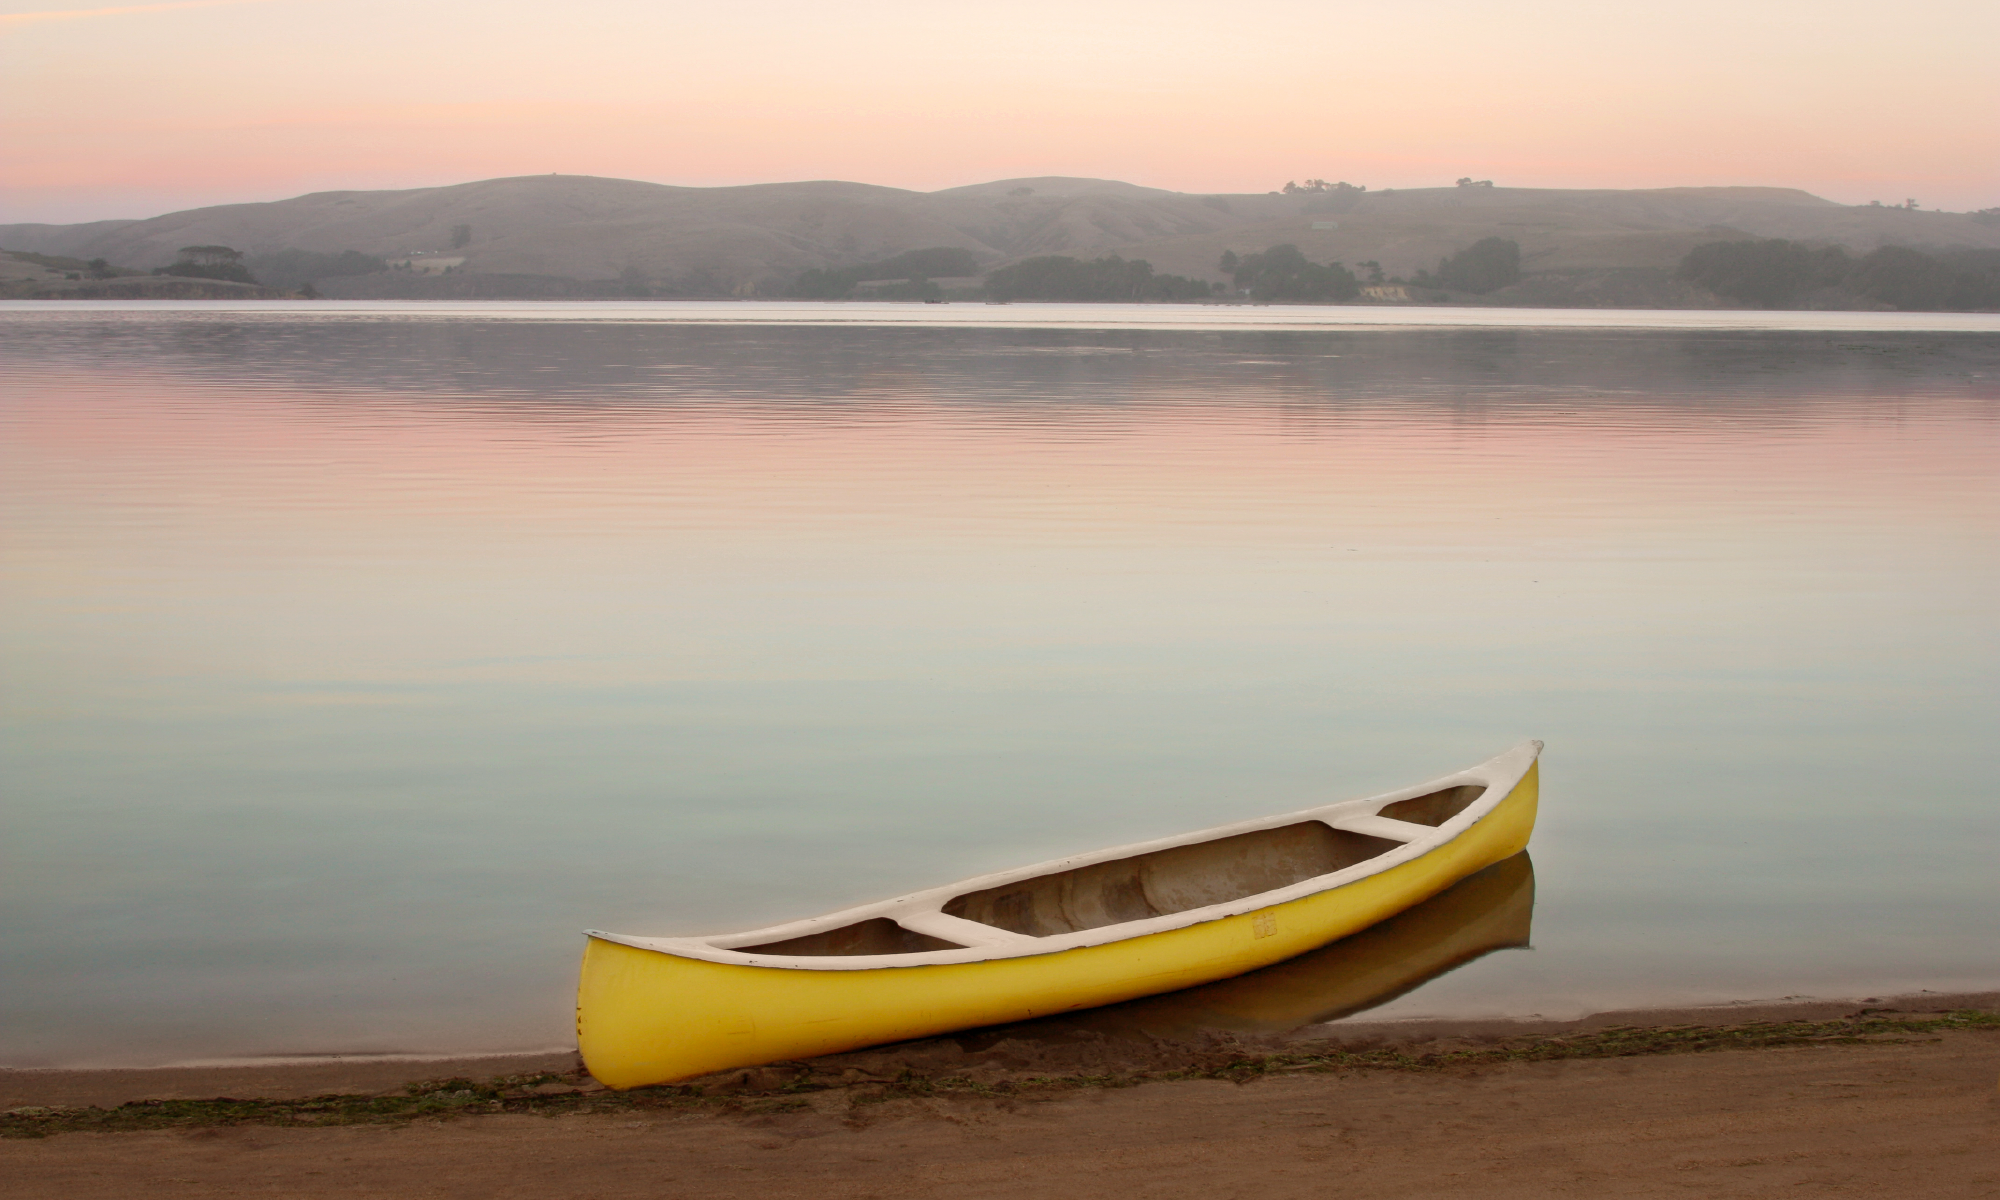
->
577, 740, 1542, 1088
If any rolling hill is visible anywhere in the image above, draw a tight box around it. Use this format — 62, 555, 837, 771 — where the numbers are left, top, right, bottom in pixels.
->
4, 175, 1996, 301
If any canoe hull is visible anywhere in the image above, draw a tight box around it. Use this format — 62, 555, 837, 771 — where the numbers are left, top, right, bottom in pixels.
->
577, 761, 1538, 1088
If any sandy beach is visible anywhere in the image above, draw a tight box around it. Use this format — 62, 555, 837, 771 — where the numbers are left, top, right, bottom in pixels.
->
6, 992, 1995, 1198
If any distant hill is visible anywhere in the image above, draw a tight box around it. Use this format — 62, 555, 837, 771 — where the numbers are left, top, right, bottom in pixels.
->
4, 175, 1996, 302
932, 176, 1180, 199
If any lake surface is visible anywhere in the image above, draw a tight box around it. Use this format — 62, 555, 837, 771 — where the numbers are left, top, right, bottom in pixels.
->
3, 303, 1996, 1067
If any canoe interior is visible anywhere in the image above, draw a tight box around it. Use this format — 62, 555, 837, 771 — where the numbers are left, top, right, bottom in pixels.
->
740, 784, 1486, 956
738, 917, 964, 957
1378, 783, 1486, 827
943, 819, 1402, 937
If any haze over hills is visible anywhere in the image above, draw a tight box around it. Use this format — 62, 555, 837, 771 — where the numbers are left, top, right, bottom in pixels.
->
4, 173, 1997, 302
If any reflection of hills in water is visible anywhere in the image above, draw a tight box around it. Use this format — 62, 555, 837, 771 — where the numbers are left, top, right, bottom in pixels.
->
968, 852, 1534, 1045
7, 322, 1994, 425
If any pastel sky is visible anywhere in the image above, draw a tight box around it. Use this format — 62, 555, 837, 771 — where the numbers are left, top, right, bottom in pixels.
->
3, 0, 1996, 223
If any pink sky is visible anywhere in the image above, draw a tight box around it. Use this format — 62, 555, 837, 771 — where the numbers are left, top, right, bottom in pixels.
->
3, 0, 1996, 223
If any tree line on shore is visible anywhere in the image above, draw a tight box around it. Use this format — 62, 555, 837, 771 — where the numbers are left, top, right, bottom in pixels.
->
916, 237, 1525, 303
789, 248, 981, 299
1675, 239, 2000, 311
41, 232, 1996, 310
983, 255, 1216, 302
152, 245, 391, 291
1210, 237, 1520, 301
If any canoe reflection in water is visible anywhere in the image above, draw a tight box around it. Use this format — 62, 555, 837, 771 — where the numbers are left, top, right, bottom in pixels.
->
967, 851, 1534, 1044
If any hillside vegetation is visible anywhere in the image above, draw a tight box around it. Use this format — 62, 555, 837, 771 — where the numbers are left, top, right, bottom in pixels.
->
0, 249, 282, 299
1677, 239, 2000, 310
4, 175, 1997, 308
985, 255, 1214, 302
790, 247, 980, 298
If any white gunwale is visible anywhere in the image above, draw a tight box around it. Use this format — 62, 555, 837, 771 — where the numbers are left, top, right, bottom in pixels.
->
586, 740, 1542, 971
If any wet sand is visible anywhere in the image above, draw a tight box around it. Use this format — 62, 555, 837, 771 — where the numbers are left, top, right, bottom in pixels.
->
6, 993, 1996, 1198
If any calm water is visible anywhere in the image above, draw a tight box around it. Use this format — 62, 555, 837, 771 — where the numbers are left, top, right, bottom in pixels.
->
3, 303, 1996, 1067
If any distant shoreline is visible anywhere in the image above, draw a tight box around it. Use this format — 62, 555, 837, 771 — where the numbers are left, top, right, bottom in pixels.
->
7, 176, 1996, 310
4, 297, 1995, 334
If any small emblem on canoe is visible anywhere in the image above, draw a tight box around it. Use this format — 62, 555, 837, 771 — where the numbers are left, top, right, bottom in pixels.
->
1252, 911, 1278, 939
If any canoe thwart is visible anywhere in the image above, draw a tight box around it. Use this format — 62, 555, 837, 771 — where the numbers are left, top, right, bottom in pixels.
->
892, 911, 1043, 947
1326, 814, 1436, 842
